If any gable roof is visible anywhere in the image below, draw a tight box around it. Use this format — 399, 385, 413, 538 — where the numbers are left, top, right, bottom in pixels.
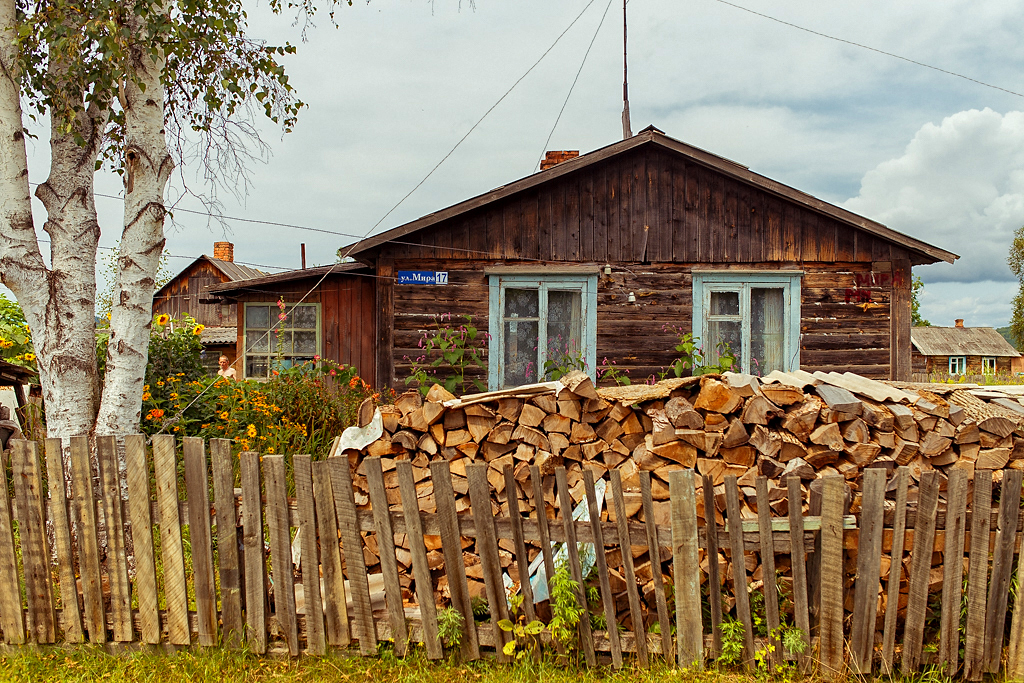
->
911, 326, 1020, 357
207, 262, 370, 295
155, 255, 265, 298
340, 126, 958, 266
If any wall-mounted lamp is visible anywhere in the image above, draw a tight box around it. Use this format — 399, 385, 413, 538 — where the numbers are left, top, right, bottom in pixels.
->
627, 292, 636, 303
603, 264, 612, 276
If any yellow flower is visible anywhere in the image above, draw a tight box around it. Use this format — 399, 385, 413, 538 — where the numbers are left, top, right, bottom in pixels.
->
23, 353, 34, 361
156, 380, 165, 387
169, 393, 178, 399
193, 324, 205, 335
247, 424, 257, 438
220, 411, 229, 420
142, 392, 151, 401
155, 314, 170, 326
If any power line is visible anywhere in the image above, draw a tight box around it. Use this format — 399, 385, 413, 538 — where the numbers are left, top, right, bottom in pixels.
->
710, 0, 1024, 99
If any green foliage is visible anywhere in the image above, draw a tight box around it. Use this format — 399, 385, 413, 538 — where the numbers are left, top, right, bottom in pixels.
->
779, 625, 808, 656
143, 315, 206, 387
471, 595, 490, 621
497, 616, 544, 660
911, 274, 931, 327
97, 244, 172, 321
405, 314, 488, 396
661, 325, 736, 378
718, 618, 746, 667
0, 295, 27, 327
543, 336, 586, 381
1010, 225, 1024, 348
547, 561, 584, 649
0, 294, 35, 377
596, 356, 630, 386
436, 606, 464, 652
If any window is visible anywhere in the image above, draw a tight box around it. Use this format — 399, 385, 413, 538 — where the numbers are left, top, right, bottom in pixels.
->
982, 357, 998, 374
949, 356, 967, 375
691, 271, 802, 375
488, 273, 597, 390
243, 303, 320, 379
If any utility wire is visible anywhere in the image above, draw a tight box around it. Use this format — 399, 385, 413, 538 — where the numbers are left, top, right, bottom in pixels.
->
536, 0, 617, 170
711, 0, 1024, 99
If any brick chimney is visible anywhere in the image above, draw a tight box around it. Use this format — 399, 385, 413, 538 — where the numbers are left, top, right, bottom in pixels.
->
540, 150, 580, 171
955, 319, 964, 328
213, 241, 234, 262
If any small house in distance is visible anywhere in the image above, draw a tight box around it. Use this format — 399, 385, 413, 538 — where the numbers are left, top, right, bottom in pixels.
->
334, 126, 957, 390
152, 242, 264, 371
911, 320, 1022, 379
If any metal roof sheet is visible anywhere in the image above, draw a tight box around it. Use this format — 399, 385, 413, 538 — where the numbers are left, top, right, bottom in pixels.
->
199, 326, 237, 345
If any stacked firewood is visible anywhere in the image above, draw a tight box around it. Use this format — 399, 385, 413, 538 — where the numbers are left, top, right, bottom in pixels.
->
344, 369, 1024, 629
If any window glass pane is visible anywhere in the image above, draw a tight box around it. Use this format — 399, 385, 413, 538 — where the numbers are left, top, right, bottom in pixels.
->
504, 319, 539, 387
710, 291, 739, 316
246, 305, 270, 329
750, 288, 785, 375
707, 320, 742, 368
293, 331, 317, 354
547, 290, 583, 369
246, 356, 269, 378
505, 288, 539, 319
292, 305, 317, 329
246, 330, 269, 353
268, 331, 282, 353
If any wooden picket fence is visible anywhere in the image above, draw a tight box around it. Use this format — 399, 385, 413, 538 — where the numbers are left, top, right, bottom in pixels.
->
2, 435, 1024, 678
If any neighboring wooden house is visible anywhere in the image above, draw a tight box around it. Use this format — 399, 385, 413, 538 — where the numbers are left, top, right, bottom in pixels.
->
152, 242, 264, 370
209, 127, 958, 390
911, 320, 1022, 378
207, 263, 378, 385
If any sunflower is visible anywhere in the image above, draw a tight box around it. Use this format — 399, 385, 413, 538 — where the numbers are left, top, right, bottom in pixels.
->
23, 353, 35, 361
155, 314, 170, 326
193, 324, 205, 335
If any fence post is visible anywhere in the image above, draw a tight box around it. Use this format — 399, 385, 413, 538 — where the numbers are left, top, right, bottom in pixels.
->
44, 437, 84, 643
818, 475, 846, 678
12, 440, 54, 643
850, 467, 885, 673
671, 469, 703, 669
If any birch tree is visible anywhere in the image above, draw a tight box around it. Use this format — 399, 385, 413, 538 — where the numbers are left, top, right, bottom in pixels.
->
0, 0, 311, 439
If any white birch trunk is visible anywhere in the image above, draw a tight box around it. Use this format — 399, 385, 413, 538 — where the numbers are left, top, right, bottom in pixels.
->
95, 20, 173, 437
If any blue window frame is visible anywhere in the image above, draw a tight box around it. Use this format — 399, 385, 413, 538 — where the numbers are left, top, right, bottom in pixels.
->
949, 356, 967, 375
691, 271, 802, 375
487, 273, 598, 390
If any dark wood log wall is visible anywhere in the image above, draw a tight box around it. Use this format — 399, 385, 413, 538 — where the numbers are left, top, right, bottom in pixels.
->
913, 353, 1014, 377
153, 261, 236, 328
374, 145, 918, 387
227, 275, 377, 386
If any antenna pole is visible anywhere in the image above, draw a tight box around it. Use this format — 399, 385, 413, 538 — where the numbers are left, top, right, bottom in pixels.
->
621, 0, 632, 139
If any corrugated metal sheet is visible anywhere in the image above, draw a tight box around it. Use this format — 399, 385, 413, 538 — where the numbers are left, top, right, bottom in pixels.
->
911, 326, 1020, 357
207, 258, 264, 282
199, 326, 237, 345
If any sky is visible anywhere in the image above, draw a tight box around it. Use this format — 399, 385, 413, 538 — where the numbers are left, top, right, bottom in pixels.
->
12, 0, 1024, 328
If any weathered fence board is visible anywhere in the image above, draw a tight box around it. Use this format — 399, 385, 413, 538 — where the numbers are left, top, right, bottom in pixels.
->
211, 438, 244, 648
45, 437, 84, 643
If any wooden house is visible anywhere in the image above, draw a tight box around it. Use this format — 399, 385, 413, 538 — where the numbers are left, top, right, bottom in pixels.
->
210, 127, 958, 390
207, 263, 378, 385
911, 320, 1021, 378
152, 242, 264, 370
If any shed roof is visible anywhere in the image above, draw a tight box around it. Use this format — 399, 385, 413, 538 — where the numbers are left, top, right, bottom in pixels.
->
0, 360, 33, 386
339, 126, 958, 266
207, 262, 370, 295
911, 326, 1020, 357
155, 255, 266, 298
199, 326, 237, 345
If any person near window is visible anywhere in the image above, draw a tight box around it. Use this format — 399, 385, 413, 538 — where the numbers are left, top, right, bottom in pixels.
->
217, 355, 237, 381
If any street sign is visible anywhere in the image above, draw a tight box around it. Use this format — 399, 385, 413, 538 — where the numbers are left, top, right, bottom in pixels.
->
397, 271, 449, 285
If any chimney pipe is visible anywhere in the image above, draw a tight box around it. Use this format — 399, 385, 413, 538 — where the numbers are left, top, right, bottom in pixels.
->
301, 243, 306, 269
213, 241, 234, 262
955, 319, 964, 328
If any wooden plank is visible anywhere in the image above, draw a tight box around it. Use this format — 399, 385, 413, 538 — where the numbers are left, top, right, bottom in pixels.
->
44, 437, 83, 643
183, 437, 217, 646
786, 476, 810, 669
703, 473, 723, 658
504, 465, 536, 623
818, 475, 845, 678
610, 470, 648, 667
850, 467, 885, 674
724, 475, 755, 668
294, 455, 326, 655
263, 454, 299, 656
671, 469, 703, 669
72, 434, 106, 644
641, 471, 673, 663
240, 451, 268, 653
430, 459, 479, 660
366, 456, 410, 656
881, 466, 910, 675
529, 465, 556, 603
467, 463, 511, 662
312, 461, 350, 647
755, 476, 781, 668
965, 470, 992, 680
0, 439, 22, 645
939, 465, 968, 672
210, 438, 243, 648
903, 471, 940, 673
330, 455, 377, 655
583, 470, 621, 668
97, 436, 132, 642
11, 440, 54, 643
397, 460, 442, 659
984, 468, 1023, 672
555, 466, 596, 666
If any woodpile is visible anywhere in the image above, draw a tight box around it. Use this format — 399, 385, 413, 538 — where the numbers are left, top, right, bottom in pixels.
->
343, 369, 1024, 629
